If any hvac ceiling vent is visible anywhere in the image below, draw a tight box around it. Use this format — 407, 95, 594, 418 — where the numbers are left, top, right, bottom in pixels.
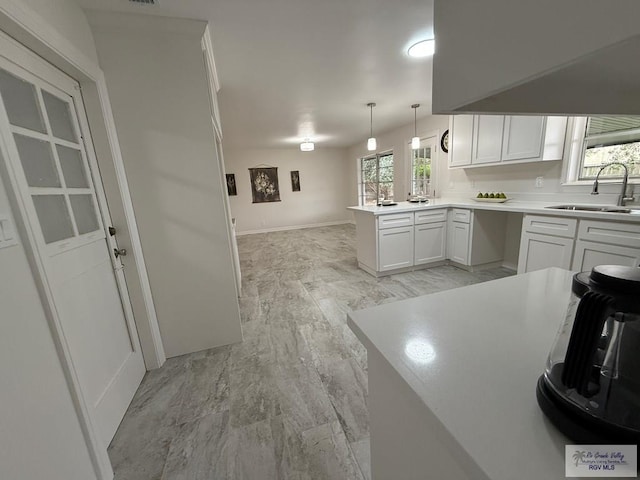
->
129, 0, 159, 5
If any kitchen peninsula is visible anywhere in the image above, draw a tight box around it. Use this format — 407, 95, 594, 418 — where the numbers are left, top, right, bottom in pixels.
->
347, 268, 579, 480
347, 200, 640, 277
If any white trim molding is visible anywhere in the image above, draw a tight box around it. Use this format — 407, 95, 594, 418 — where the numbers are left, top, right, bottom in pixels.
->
236, 220, 353, 236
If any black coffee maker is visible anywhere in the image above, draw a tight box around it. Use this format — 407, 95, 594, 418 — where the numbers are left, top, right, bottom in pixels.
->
537, 265, 640, 443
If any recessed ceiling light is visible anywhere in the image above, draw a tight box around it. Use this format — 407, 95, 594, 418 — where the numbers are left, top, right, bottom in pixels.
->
408, 39, 435, 58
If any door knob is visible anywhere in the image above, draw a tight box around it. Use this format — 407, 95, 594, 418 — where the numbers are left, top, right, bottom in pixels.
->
113, 248, 127, 258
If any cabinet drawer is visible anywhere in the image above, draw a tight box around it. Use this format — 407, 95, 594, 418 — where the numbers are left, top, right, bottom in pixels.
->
522, 215, 577, 238
415, 209, 447, 225
450, 208, 471, 224
378, 212, 414, 229
577, 220, 640, 248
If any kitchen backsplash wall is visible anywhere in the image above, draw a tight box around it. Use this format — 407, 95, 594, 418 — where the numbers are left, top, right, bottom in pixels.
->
436, 116, 635, 205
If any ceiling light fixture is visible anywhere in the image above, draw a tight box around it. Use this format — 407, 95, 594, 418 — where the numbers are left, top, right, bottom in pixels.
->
408, 39, 435, 58
300, 139, 314, 151
367, 102, 377, 151
411, 104, 420, 149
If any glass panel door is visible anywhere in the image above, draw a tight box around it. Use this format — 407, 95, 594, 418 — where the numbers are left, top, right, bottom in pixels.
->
0, 67, 102, 248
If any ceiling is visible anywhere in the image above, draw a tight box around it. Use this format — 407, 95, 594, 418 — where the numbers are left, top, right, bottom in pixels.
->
75, 0, 434, 149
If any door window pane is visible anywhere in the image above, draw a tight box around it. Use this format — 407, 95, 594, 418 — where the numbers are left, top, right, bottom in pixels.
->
42, 90, 77, 142
69, 194, 99, 234
57, 145, 88, 188
32, 195, 74, 243
0, 69, 46, 133
13, 133, 60, 187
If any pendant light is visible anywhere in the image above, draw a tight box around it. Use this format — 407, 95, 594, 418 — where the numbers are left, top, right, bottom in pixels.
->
367, 102, 377, 151
411, 104, 420, 149
300, 139, 314, 151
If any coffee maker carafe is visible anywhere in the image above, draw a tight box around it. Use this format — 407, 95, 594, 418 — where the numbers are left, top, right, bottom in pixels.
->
537, 265, 640, 443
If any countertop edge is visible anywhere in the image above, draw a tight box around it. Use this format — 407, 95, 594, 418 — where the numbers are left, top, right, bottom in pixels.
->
347, 200, 640, 223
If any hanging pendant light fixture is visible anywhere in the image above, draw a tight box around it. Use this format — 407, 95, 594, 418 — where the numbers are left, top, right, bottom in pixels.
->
367, 102, 377, 151
411, 104, 420, 149
300, 139, 314, 151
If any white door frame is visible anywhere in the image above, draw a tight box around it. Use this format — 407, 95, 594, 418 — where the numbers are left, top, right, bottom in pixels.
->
0, 4, 165, 480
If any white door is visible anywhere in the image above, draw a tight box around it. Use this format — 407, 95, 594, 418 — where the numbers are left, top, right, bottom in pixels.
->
0, 39, 145, 447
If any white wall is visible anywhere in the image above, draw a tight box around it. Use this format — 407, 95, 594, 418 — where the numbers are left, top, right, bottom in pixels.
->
0, 2, 105, 479
225, 147, 352, 234
5, 0, 99, 63
89, 12, 242, 358
347, 115, 450, 205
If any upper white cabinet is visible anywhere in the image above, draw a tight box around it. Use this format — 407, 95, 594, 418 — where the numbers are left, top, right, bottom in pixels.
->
472, 115, 504, 164
450, 115, 474, 167
501, 116, 544, 162
450, 115, 567, 168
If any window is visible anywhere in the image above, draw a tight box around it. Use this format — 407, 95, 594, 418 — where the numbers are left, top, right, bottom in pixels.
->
359, 151, 393, 205
410, 138, 435, 196
579, 117, 640, 180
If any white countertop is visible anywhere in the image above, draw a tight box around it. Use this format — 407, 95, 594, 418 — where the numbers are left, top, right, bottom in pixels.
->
348, 268, 581, 480
347, 198, 640, 223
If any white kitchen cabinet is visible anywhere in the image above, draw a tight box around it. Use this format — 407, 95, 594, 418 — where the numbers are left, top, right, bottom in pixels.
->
571, 219, 640, 272
518, 214, 577, 273
415, 222, 447, 265
501, 116, 545, 162
450, 114, 566, 168
472, 115, 504, 164
518, 232, 574, 273
447, 221, 470, 264
450, 115, 473, 167
572, 240, 640, 272
378, 225, 414, 272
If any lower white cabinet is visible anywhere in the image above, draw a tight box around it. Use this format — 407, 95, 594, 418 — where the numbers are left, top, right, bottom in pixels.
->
414, 222, 447, 265
572, 240, 640, 272
447, 221, 470, 265
518, 232, 574, 273
518, 216, 640, 274
378, 226, 414, 272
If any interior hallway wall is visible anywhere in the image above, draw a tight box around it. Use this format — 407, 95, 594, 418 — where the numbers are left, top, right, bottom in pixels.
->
224, 147, 352, 234
89, 11, 242, 357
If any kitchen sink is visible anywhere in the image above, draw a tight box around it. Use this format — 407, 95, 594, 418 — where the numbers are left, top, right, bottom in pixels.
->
545, 205, 633, 213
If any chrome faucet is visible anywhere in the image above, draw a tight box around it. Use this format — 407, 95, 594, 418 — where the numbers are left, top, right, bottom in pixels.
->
591, 162, 635, 206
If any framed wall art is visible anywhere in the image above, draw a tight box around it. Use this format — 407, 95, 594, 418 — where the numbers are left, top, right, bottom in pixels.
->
248, 167, 280, 203
226, 174, 237, 196
290, 170, 300, 192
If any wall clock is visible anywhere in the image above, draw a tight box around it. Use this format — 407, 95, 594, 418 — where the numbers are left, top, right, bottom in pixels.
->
440, 129, 449, 153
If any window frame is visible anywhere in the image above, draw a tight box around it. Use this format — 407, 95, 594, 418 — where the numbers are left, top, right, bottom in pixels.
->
564, 116, 640, 184
358, 150, 394, 206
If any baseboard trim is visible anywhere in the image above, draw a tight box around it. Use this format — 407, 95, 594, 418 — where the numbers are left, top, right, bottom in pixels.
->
236, 220, 352, 236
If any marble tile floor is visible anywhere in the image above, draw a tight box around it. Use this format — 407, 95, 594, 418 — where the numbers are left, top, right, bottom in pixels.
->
108, 223, 514, 480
